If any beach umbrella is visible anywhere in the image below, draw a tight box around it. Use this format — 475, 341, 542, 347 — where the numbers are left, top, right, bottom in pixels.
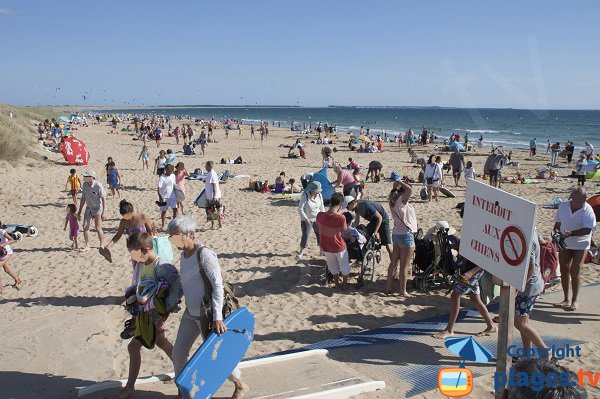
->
449, 141, 465, 152
444, 336, 493, 362
59, 116, 70, 123
59, 136, 90, 165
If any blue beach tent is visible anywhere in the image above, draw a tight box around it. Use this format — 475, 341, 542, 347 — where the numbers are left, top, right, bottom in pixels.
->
303, 168, 335, 201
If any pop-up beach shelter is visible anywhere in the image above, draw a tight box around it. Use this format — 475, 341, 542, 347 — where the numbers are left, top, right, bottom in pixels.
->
303, 167, 335, 201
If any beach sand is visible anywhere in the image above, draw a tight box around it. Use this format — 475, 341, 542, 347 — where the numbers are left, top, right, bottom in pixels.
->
0, 120, 599, 398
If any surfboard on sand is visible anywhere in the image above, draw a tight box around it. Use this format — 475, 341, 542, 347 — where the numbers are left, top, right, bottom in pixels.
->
176, 307, 255, 399
440, 186, 456, 198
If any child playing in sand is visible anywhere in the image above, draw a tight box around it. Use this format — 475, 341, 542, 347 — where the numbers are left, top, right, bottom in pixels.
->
0, 221, 22, 295
107, 161, 122, 198
138, 145, 149, 170
65, 168, 81, 207
352, 168, 364, 200
64, 204, 80, 250
118, 232, 181, 399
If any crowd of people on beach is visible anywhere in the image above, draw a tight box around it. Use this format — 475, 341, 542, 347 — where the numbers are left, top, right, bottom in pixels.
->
3, 112, 597, 398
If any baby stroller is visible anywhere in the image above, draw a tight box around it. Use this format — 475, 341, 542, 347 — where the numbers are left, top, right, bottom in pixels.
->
412, 227, 462, 293
346, 224, 383, 288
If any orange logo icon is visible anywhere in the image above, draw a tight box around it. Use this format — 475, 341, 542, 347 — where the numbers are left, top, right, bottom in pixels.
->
438, 367, 473, 397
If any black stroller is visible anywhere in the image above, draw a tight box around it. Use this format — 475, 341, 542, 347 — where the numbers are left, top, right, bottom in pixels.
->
346, 224, 383, 288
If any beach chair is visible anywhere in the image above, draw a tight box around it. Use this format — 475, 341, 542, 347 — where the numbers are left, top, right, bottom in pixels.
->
412, 228, 462, 293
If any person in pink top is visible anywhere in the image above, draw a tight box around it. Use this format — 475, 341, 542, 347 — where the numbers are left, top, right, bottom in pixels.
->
332, 164, 356, 196
175, 162, 189, 215
64, 204, 80, 250
316, 193, 354, 290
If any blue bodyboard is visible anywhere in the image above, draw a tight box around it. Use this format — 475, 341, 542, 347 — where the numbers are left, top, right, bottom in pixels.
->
176, 307, 254, 399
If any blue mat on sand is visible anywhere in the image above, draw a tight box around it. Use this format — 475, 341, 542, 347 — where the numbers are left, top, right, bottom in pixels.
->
260, 303, 585, 397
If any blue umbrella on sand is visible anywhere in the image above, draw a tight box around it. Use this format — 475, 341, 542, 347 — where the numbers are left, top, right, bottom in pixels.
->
444, 336, 493, 363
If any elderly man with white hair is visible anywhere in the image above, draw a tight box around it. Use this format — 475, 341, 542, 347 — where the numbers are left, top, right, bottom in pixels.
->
167, 216, 248, 399
552, 187, 596, 312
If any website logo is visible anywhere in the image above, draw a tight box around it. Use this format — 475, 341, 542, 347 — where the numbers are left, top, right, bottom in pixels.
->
438, 367, 473, 397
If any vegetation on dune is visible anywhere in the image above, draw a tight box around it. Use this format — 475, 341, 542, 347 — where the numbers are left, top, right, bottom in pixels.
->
0, 103, 75, 161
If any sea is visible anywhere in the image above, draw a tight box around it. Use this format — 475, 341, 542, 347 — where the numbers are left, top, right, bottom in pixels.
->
100, 107, 600, 151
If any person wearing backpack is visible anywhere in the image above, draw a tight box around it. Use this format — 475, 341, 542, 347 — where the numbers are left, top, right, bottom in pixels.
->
297, 181, 325, 258
167, 216, 249, 399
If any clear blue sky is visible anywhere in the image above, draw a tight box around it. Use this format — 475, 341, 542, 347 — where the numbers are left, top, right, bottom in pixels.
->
1, 1, 599, 109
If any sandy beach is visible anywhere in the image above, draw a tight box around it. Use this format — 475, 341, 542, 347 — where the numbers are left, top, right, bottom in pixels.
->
1, 117, 599, 398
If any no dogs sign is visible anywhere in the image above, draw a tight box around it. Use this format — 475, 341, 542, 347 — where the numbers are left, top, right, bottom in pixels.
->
460, 180, 537, 291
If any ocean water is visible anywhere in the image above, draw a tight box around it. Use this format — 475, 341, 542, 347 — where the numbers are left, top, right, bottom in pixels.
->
101, 107, 600, 151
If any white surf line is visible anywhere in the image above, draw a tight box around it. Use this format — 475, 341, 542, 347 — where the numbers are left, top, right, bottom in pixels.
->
77, 349, 328, 397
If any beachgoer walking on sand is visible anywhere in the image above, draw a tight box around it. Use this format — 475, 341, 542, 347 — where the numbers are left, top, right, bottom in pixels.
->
107, 161, 122, 198
529, 137, 537, 156
167, 216, 249, 399
386, 179, 417, 296
157, 164, 178, 229
478, 134, 483, 148
550, 142, 560, 166
117, 232, 181, 399
138, 145, 150, 170
463, 161, 475, 184
584, 141, 594, 160
297, 181, 325, 258
448, 147, 465, 187
552, 187, 596, 312
0, 221, 23, 295
155, 127, 162, 147
250, 125, 255, 139
316, 193, 354, 290
575, 152, 588, 186
204, 161, 223, 229
565, 141, 575, 166
513, 229, 548, 359
104, 200, 154, 250
64, 204, 80, 250
175, 162, 189, 215
432, 221, 497, 339
78, 170, 107, 249
154, 150, 167, 176
65, 168, 82, 207
344, 197, 393, 257
424, 155, 442, 201
485, 147, 505, 188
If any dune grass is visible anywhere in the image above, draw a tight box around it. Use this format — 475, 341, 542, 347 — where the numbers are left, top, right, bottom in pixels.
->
0, 103, 76, 161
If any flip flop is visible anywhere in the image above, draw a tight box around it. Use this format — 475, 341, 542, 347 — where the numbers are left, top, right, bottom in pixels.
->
99, 247, 113, 263
564, 303, 579, 312
553, 302, 569, 308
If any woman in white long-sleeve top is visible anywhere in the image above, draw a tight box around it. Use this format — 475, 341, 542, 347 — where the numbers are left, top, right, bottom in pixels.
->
167, 216, 249, 399
297, 180, 326, 258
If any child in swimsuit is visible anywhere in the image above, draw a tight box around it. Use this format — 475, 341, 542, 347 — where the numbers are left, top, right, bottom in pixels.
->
0, 219, 22, 295
138, 146, 149, 170
64, 204, 79, 250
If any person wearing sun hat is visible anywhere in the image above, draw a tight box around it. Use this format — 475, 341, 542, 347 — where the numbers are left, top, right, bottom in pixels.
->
426, 220, 457, 238
297, 180, 325, 257
77, 170, 107, 249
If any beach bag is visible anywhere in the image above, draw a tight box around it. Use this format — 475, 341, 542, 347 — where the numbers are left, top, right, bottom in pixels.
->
414, 237, 435, 272
174, 185, 185, 202
420, 187, 428, 200
152, 236, 173, 263
194, 189, 208, 208
539, 241, 558, 284
207, 202, 224, 221
196, 247, 240, 336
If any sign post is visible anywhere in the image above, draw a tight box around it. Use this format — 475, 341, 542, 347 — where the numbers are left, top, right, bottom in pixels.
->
459, 180, 538, 399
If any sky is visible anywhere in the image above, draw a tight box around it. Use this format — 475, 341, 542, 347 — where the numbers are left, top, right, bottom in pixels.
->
1, 1, 599, 109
